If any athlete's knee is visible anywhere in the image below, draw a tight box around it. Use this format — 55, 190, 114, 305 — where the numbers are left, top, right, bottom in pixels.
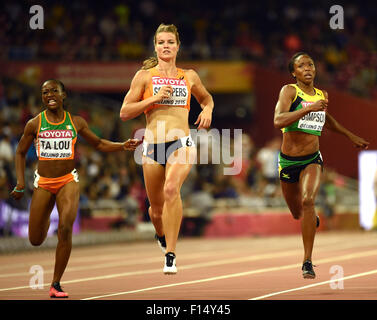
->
29, 234, 45, 246
57, 221, 73, 242
29, 223, 48, 246
291, 211, 302, 220
149, 205, 163, 219
302, 194, 315, 210
163, 181, 180, 202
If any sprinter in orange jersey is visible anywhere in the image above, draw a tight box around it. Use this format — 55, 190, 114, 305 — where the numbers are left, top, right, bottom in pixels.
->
120, 24, 214, 274
274, 52, 369, 279
10, 79, 141, 298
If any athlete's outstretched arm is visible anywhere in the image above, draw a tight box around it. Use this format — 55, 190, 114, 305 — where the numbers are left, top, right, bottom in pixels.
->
74, 116, 141, 152
322, 91, 369, 149
324, 112, 369, 148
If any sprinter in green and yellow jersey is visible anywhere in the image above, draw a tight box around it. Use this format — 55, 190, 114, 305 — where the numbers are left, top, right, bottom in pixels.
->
274, 52, 369, 279
10, 79, 141, 298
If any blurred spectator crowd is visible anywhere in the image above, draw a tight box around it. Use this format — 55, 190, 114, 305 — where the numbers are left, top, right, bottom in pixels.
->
1, 0, 377, 99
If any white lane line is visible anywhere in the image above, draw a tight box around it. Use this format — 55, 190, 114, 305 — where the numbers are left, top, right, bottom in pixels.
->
0, 248, 301, 292
249, 269, 377, 300
81, 249, 377, 300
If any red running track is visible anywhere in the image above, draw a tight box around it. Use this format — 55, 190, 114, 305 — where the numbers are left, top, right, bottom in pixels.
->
1, 231, 377, 301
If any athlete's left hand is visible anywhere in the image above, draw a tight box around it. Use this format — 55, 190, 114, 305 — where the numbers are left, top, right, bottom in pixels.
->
349, 134, 369, 149
123, 138, 142, 150
195, 106, 212, 130
10, 186, 25, 200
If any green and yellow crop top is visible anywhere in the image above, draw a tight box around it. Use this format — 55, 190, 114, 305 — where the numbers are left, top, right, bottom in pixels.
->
282, 84, 326, 136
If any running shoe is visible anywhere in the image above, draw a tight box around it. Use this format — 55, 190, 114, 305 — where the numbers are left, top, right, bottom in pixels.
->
316, 215, 320, 228
163, 252, 177, 275
302, 260, 316, 279
49, 282, 69, 298
155, 233, 167, 253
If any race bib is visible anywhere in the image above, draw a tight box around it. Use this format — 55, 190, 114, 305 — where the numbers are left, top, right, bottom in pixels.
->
152, 76, 188, 106
37, 130, 74, 159
298, 111, 326, 131
298, 102, 326, 132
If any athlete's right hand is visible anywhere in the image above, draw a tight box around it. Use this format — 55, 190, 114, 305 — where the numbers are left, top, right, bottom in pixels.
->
155, 85, 173, 102
10, 186, 25, 200
310, 99, 328, 112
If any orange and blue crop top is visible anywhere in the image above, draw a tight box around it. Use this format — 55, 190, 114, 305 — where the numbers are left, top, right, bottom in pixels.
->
143, 67, 191, 114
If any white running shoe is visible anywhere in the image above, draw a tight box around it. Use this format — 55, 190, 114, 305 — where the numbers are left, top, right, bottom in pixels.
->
163, 252, 177, 275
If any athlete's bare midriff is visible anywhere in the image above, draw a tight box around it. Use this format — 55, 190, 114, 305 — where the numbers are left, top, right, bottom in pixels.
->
37, 159, 76, 178
145, 106, 190, 143
281, 131, 319, 156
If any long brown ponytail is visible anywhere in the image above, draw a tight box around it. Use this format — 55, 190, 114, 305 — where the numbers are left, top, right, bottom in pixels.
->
142, 56, 158, 70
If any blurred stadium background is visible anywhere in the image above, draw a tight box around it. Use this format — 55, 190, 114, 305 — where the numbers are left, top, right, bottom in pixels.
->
1, 0, 377, 253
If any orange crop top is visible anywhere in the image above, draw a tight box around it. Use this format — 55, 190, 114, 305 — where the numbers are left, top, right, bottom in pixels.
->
143, 67, 191, 114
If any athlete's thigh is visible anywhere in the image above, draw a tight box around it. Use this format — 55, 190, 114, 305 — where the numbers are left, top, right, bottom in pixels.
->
167, 146, 197, 168
165, 148, 195, 188
142, 159, 166, 206
55, 181, 80, 225
29, 188, 56, 234
280, 180, 302, 214
299, 164, 322, 200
